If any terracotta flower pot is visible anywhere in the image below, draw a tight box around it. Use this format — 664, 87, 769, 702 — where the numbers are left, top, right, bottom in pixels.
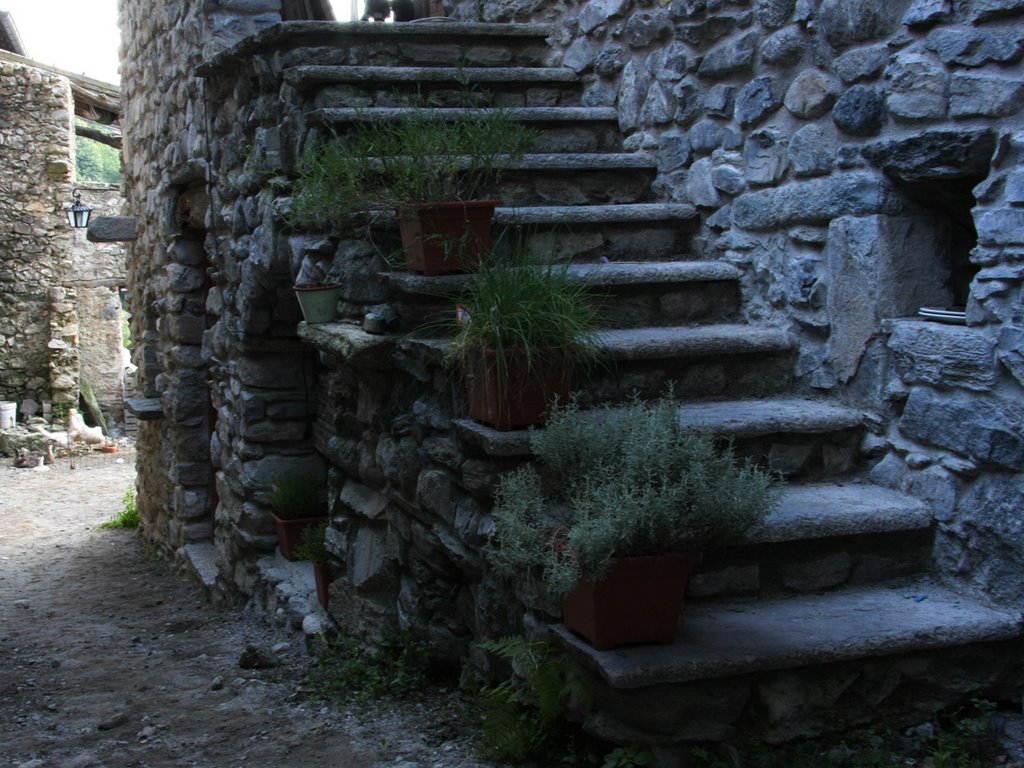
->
270, 511, 327, 561
561, 552, 702, 651
463, 347, 571, 431
398, 200, 497, 275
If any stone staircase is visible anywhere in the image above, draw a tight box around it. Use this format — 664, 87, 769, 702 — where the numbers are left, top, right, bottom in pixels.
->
276, 21, 1023, 750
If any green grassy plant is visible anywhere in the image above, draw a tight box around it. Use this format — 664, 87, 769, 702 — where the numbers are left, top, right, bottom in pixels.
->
294, 520, 329, 564
269, 474, 320, 520
98, 487, 139, 530
305, 630, 433, 705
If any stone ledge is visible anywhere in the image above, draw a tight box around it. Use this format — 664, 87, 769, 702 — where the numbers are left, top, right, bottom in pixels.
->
125, 397, 164, 420
556, 579, 1023, 688
389, 260, 741, 297
598, 325, 794, 361
285, 65, 578, 89
746, 481, 932, 544
87, 216, 138, 242
455, 397, 865, 458
311, 105, 619, 126
296, 321, 397, 369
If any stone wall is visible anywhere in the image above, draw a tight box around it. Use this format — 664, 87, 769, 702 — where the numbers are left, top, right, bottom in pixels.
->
119, 0, 302, 563
447, 0, 1024, 604
0, 58, 76, 408
0, 61, 128, 431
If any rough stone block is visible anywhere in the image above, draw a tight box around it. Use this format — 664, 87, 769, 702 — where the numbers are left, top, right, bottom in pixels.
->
756, 0, 796, 28
789, 124, 835, 177
834, 44, 887, 84
760, 26, 807, 66
350, 525, 391, 590
784, 69, 840, 119
698, 31, 759, 78
817, 0, 903, 48
736, 76, 782, 127
743, 128, 789, 185
340, 479, 388, 520
903, 0, 951, 25
950, 73, 1024, 118
86, 216, 138, 243
925, 28, 1024, 68
884, 52, 948, 121
900, 389, 1024, 470
888, 321, 997, 392
825, 214, 950, 382
733, 173, 902, 230
832, 85, 885, 136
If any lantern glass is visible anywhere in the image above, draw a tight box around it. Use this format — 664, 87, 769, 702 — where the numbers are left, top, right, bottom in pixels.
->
65, 191, 92, 229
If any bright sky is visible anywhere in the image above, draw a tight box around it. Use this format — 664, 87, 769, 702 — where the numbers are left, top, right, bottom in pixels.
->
3, 0, 358, 85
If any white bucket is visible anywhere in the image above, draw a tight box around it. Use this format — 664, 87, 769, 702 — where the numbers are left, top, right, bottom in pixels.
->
0, 401, 16, 430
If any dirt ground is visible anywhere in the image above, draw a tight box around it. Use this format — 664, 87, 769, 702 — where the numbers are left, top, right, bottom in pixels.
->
0, 449, 494, 768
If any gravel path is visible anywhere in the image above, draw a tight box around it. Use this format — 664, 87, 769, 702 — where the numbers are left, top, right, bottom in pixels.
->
0, 450, 495, 768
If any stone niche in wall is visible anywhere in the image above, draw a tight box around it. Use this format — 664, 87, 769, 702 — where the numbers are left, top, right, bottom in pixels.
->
826, 129, 997, 386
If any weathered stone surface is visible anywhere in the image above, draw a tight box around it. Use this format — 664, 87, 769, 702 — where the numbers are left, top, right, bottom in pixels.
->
640, 81, 675, 125
971, 0, 1024, 24
784, 69, 840, 119
87, 216, 138, 242
594, 45, 626, 77
832, 85, 885, 136
658, 131, 692, 171
733, 173, 902, 230
826, 215, 950, 381
704, 84, 736, 118
687, 157, 722, 207
672, 78, 703, 125
925, 28, 1024, 68
902, 0, 951, 26
618, 59, 651, 131
690, 119, 725, 154
756, 0, 796, 28
782, 552, 852, 591
817, 0, 903, 49
949, 73, 1024, 118
900, 389, 1024, 470
760, 26, 807, 65
788, 124, 835, 177
834, 44, 887, 84
622, 11, 673, 49
712, 160, 747, 196
736, 76, 782, 126
698, 31, 759, 78
563, 36, 598, 73
861, 129, 997, 183
743, 128, 789, 185
888, 321, 997, 392
884, 52, 948, 121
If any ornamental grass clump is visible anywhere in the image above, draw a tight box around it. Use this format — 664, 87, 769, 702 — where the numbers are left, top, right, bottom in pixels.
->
452, 251, 600, 398
269, 474, 320, 520
489, 395, 779, 598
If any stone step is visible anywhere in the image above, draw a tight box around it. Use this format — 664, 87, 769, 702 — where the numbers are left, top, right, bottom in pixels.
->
388, 260, 741, 296
748, 481, 932, 545
202, 21, 555, 74
689, 481, 935, 600
494, 202, 697, 226
678, 397, 864, 438
311, 105, 619, 125
454, 396, 865, 460
310, 106, 624, 152
285, 65, 579, 90
556, 579, 1022, 689
596, 325, 794, 362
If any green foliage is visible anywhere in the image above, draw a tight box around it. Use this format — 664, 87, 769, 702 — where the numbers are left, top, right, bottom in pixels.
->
602, 746, 654, 768
286, 108, 537, 232
294, 520, 329, 564
269, 474, 320, 520
450, 249, 600, 401
121, 309, 132, 349
305, 630, 432, 704
478, 636, 583, 763
75, 134, 120, 184
490, 394, 779, 598
99, 487, 139, 530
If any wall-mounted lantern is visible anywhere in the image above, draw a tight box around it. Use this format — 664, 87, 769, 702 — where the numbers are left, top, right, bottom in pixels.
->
64, 190, 93, 229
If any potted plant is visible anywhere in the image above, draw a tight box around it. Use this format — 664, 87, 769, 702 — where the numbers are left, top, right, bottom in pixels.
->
449, 250, 600, 431
292, 254, 341, 324
489, 395, 778, 650
288, 109, 536, 275
269, 473, 326, 561
295, 520, 332, 610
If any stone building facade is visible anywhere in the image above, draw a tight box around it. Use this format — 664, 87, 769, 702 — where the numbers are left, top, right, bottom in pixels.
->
0, 57, 127, 430
119, 0, 1024, 746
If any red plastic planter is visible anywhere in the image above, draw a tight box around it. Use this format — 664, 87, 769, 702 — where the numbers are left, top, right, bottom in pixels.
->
463, 347, 571, 431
